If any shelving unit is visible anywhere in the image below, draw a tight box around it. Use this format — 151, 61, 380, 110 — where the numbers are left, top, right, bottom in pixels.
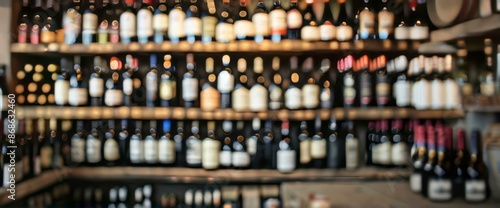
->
430, 14, 500, 42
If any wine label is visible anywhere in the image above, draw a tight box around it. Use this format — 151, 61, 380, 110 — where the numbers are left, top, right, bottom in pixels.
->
41, 29, 56, 43
202, 16, 217, 38
465, 179, 487, 202
105, 89, 123, 106
202, 140, 221, 169
40, 145, 54, 168
54, 80, 70, 105
18, 24, 28, 43
391, 141, 408, 165
252, 13, 270, 36
168, 9, 186, 38
250, 84, 268, 111
320, 88, 331, 108
186, 139, 202, 165
1, 95, 8, 111
428, 179, 452, 201
461, 83, 473, 97
413, 80, 431, 110
219, 150, 232, 167
377, 140, 392, 165
336, 25, 353, 41
300, 140, 311, 164
285, 87, 302, 110
144, 139, 158, 163
182, 78, 198, 101
89, 77, 104, 97
247, 138, 257, 155
409, 26, 429, 40
430, 80, 444, 109
160, 80, 176, 100
129, 139, 144, 163
269, 86, 283, 110
104, 139, 120, 161
394, 26, 410, 40
359, 9, 375, 39
270, 9, 287, 35
345, 138, 358, 169
217, 71, 235, 93
200, 87, 221, 111
71, 137, 85, 163
34, 156, 41, 175
215, 23, 235, 43
185, 17, 203, 36
311, 139, 327, 159
376, 83, 391, 105
393, 80, 411, 107
120, 11, 136, 38
153, 13, 168, 32
234, 20, 255, 39
68, 88, 88, 106
480, 82, 495, 96
158, 139, 175, 164
3, 164, 10, 186
83, 13, 98, 32
344, 87, 356, 105
302, 84, 320, 109
377, 10, 394, 39
63, 8, 82, 44
410, 173, 422, 193
301, 26, 320, 41
320, 23, 336, 41
137, 9, 153, 38
232, 151, 250, 167
123, 78, 133, 96
86, 137, 102, 163
232, 87, 250, 111
277, 150, 296, 173
444, 80, 460, 109
287, 9, 302, 29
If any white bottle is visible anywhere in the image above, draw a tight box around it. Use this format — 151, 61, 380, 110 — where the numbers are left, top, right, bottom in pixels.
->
202, 130, 221, 170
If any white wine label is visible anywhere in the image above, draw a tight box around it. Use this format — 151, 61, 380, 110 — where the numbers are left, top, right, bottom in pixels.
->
182, 78, 198, 101
232, 151, 250, 167
336, 25, 353, 41
285, 87, 302, 110
461, 83, 473, 97
344, 87, 356, 105
137, 9, 154, 38
270, 9, 287, 34
277, 150, 296, 173
409, 26, 429, 40
232, 88, 250, 111
376, 83, 391, 102
219, 150, 232, 167
247, 138, 257, 155
345, 139, 358, 169
252, 13, 270, 36
302, 84, 320, 109
301, 26, 320, 41
300, 140, 311, 164
104, 139, 120, 161
186, 139, 202, 165
71, 137, 85, 163
430, 80, 444, 109
168, 9, 186, 38
444, 80, 460, 109
3, 164, 10, 186
391, 142, 408, 165
1, 95, 7, 111
202, 140, 221, 169
105, 89, 123, 106
158, 139, 175, 164
120, 11, 137, 37
377, 10, 394, 39
200, 87, 220, 110
217, 71, 235, 93
215, 23, 235, 43
393, 80, 411, 107
359, 9, 375, 39
40, 146, 54, 168
320, 88, 331, 103
129, 139, 144, 163
410, 173, 422, 193
160, 80, 176, 100
287, 10, 302, 29
414, 80, 431, 110
465, 180, 487, 202
395, 26, 410, 40
202, 16, 218, 38
86, 138, 102, 163
311, 139, 327, 159
68, 88, 88, 106
377, 140, 392, 165
249, 84, 268, 111
146, 73, 158, 92
428, 179, 452, 201
320, 23, 336, 41
83, 13, 98, 32
144, 139, 158, 163
89, 77, 104, 97
123, 78, 133, 96
480, 82, 495, 96
185, 17, 203, 36
234, 20, 255, 38
55, 80, 70, 105
153, 13, 168, 32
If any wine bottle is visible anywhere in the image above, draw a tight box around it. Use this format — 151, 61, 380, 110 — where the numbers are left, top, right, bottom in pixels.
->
285, 57, 302, 110
63, 0, 83, 44
311, 118, 327, 168
202, 124, 221, 170
262, 121, 275, 169
185, 0, 203, 44
82, 0, 98, 45
413, 56, 431, 110
253, 0, 270, 43
336, 0, 353, 41
144, 125, 159, 165
30, 0, 45, 44
160, 54, 177, 107
137, 0, 154, 44
158, 120, 175, 165
129, 124, 144, 165
17, 0, 31, 43
286, 0, 302, 39
318, 0, 335, 41
464, 130, 490, 202
408, 0, 429, 40
41, 0, 59, 44
421, 121, 436, 197
410, 124, 426, 193
97, 0, 113, 43
391, 119, 408, 167
430, 57, 445, 109
377, 0, 395, 40
394, 0, 410, 40
480, 39, 496, 96
215, 0, 235, 43
356, 0, 376, 40
378, 120, 392, 168
232, 121, 250, 169
105, 58, 124, 107
120, 0, 137, 43
455, 40, 473, 97
118, 120, 129, 166
153, 0, 169, 43
145, 55, 159, 107
269, 57, 283, 110
269, 0, 287, 42
342, 56, 356, 107
393, 57, 411, 107
234, 0, 255, 41
89, 58, 105, 106
201, 0, 218, 43
86, 127, 102, 166
218, 55, 235, 109
366, 121, 376, 166
233, 58, 250, 111
169, 0, 186, 43
375, 56, 391, 107
298, 121, 311, 168
70, 121, 86, 165
248, 118, 262, 169
302, 58, 320, 109
37, 119, 51, 173
427, 127, 453, 201
219, 121, 233, 169
0, 66, 8, 112
186, 122, 202, 168
443, 55, 460, 109
68, 57, 88, 106
174, 121, 186, 167
452, 129, 467, 198
277, 121, 295, 173
182, 54, 199, 107
249, 57, 268, 111
358, 55, 373, 107
200, 57, 220, 111
345, 121, 359, 169
301, 0, 320, 41
103, 120, 120, 166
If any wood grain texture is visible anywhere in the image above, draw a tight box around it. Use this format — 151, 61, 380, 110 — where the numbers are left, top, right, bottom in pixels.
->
431, 14, 500, 42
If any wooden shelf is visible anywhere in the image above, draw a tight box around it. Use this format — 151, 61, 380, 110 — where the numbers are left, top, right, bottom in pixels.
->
465, 105, 500, 113
15, 106, 465, 120
431, 14, 500, 42
10, 40, 422, 55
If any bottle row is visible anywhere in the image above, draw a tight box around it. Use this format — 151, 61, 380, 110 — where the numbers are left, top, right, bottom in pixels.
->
17, 0, 431, 45
409, 123, 491, 203
6, 53, 467, 110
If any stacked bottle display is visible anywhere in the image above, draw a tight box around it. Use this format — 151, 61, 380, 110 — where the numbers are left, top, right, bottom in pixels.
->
16, 0, 432, 45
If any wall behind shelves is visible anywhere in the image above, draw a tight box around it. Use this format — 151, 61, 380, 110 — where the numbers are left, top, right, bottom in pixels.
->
0, 1, 11, 65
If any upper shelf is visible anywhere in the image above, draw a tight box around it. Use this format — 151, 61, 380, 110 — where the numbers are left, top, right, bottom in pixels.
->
14, 106, 465, 120
431, 14, 500, 42
10, 40, 423, 55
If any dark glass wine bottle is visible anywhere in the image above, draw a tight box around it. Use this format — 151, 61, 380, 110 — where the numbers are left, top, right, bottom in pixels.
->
169, 0, 186, 43
269, 0, 287, 42
17, 0, 31, 43
201, 0, 218, 43
185, 0, 203, 44
301, 0, 320, 41
182, 55, 199, 107
82, 0, 98, 45
452, 129, 467, 198
160, 55, 177, 107
103, 120, 120, 166
336, 0, 353, 41
174, 121, 186, 167
253, 0, 270, 43
234, 0, 254, 41
377, 0, 395, 40
286, 0, 301, 39
410, 124, 426, 193
464, 130, 490, 202
119, 0, 137, 43
217, 55, 235, 109
63, 0, 84, 44
427, 127, 452, 201
153, 0, 169, 43
137, 0, 154, 44
421, 121, 437, 197
215, 0, 235, 43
